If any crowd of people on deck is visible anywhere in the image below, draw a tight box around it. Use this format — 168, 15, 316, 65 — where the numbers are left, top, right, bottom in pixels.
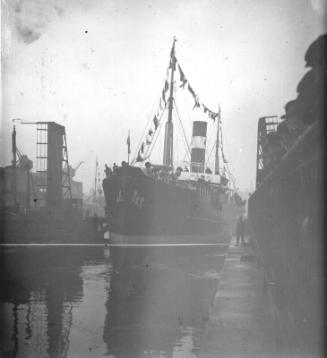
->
261, 34, 326, 174
104, 161, 127, 177
103, 160, 245, 209
104, 160, 184, 183
103, 160, 235, 194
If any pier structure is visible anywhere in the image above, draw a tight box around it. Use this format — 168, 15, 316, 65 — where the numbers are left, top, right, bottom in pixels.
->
255, 116, 279, 188
0, 121, 108, 243
35, 122, 73, 215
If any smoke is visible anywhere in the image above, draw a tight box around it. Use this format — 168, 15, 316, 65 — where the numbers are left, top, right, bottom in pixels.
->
11, 0, 103, 45
13, 0, 61, 44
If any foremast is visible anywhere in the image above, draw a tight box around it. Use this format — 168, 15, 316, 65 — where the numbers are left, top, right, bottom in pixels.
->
163, 38, 176, 168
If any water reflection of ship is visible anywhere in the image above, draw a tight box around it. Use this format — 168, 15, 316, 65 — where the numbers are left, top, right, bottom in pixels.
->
103, 246, 218, 357
1, 246, 222, 357
0, 248, 103, 357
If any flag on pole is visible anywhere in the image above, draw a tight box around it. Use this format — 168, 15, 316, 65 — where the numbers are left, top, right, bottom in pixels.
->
127, 131, 131, 154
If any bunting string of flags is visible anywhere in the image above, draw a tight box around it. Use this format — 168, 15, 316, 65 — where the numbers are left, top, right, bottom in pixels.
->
178, 65, 187, 88
135, 44, 221, 163
176, 59, 220, 122
135, 45, 182, 163
135, 67, 170, 162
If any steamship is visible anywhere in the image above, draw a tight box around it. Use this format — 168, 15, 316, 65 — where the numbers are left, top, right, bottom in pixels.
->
102, 40, 245, 244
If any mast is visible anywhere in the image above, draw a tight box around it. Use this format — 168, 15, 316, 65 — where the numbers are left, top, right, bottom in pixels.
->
163, 38, 176, 167
214, 106, 220, 175
94, 157, 98, 200
12, 126, 17, 206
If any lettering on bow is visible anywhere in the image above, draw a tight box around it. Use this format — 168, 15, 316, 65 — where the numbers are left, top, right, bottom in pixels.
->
116, 190, 123, 203
131, 190, 144, 208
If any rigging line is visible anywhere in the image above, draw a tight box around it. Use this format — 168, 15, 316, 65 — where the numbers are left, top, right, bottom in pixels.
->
182, 138, 191, 163
204, 117, 219, 167
176, 113, 190, 162
175, 93, 191, 164
175, 115, 190, 162
181, 87, 193, 123
144, 104, 167, 159
132, 65, 171, 162
179, 77, 215, 156
132, 111, 154, 163
182, 150, 190, 164
132, 103, 165, 163
206, 122, 215, 156
173, 98, 191, 158
131, 103, 167, 165
221, 139, 235, 186
145, 106, 166, 157
219, 121, 228, 162
205, 139, 216, 169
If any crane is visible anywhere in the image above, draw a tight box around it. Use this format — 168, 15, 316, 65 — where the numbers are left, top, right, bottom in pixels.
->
66, 161, 84, 178
73, 161, 84, 176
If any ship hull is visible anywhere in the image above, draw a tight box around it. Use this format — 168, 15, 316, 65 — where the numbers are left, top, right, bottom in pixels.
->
102, 168, 242, 244
108, 233, 230, 245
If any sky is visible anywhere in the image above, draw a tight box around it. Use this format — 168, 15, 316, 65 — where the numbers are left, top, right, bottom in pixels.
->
1, 0, 326, 193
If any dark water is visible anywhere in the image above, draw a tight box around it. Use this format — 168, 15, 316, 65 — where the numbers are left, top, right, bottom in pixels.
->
0, 244, 227, 358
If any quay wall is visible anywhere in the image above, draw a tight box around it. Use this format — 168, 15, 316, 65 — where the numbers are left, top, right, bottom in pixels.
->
248, 123, 325, 356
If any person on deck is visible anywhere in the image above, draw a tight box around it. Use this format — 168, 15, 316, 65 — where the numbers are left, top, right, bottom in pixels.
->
104, 164, 112, 178
236, 216, 245, 246
144, 162, 152, 176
